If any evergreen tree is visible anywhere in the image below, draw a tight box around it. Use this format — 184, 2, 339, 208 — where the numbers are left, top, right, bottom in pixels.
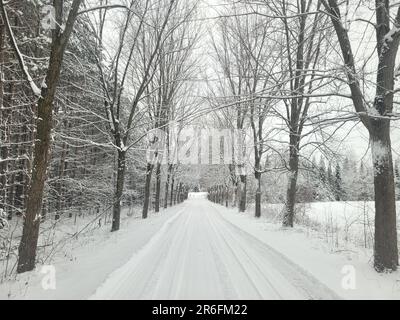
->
327, 164, 334, 195
358, 162, 369, 201
334, 163, 343, 201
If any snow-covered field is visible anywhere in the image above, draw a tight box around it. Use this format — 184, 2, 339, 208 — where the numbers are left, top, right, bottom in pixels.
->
1, 198, 399, 300
257, 201, 400, 250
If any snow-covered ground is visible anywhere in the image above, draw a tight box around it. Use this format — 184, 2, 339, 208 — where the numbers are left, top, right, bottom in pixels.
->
90, 199, 339, 300
218, 203, 400, 300
1, 198, 399, 299
258, 201, 400, 249
188, 192, 208, 199
0, 204, 187, 299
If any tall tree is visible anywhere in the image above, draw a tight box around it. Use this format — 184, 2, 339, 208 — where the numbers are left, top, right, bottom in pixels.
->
322, 0, 399, 271
0, 0, 84, 273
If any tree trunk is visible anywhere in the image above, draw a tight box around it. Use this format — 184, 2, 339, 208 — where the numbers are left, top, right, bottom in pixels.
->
142, 162, 153, 219
177, 182, 182, 204
17, 91, 55, 273
111, 150, 126, 232
283, 139, 299, 227
322, 0, 400, 273
16, 0, 83, 273
154, 163, 161, 212
255, 173, 261, 218
170, 174, 175, 206
164, 164, 173, 209
239, 174, 247, 212
370, 122, 398, 271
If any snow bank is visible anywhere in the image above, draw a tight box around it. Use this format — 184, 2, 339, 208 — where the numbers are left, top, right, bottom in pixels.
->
0, 203, 188, 299
213, 202, 400, 300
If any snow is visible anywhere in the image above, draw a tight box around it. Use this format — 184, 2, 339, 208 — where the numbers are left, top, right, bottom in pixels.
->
187, 192, 208, 199
90, 199, 338, 300
384, 26, 400, 44
216, 202, 400, 300
1, 199, 399, 300
371, 139, 388, 175
0, 205, 184, 299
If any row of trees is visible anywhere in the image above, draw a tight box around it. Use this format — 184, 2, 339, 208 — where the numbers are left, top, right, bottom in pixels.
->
208, 0, 400, 272
0, 0, 199, 273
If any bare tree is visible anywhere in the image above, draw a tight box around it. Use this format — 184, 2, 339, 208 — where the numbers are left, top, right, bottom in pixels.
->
321, 0, 399, 271
142, 0, 198, 218
0, 0, 84, 273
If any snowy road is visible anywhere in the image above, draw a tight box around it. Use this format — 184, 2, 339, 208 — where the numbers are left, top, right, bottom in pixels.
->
90, 199, 340, 300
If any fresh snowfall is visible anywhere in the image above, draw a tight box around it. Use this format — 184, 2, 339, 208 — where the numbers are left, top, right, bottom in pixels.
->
2, 0, 400, 301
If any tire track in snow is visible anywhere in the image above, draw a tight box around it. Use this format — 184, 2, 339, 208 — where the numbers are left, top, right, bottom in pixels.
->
205, 206, 294, 299
90, 199, 341, 300
89, 205, 187, 299
210, 203, 341, 300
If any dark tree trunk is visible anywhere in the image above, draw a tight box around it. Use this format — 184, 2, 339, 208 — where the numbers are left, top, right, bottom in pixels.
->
164, 164, 173, 209
15, 0, 83, 273
239, 174, 247, 212
173, 183, 178, 205
154, 163, 161, 212
111, 150, 126, 232
323, 0, 400, 273
255, 173, 261, 218
17, 92, 55, 272
370, 122, 398, 271
142, 163, 153, 219
177, 182, 182, 204
170, 174, 175, 206
283, 137, 299, 227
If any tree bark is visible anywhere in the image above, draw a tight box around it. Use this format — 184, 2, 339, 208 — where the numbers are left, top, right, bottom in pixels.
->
142, 162, 153, 219
322, 0, 400, 271
255, 173, 261, 218
370, 122, 398, 271
170, 174, 175, 206
17, 82, 57, 273
111, 150, 126, 232
154, 163, 161, 212
15, 0, 83, 273
283, 137, 300, 227
164, 164, 173, 209
239, 174, 247, 212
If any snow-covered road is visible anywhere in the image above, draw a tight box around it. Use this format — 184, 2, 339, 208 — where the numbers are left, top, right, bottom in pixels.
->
90, 199, 340, 300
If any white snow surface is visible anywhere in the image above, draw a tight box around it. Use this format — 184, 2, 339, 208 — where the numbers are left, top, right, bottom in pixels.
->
188, 192, 208, 199
1, 199, 400, 300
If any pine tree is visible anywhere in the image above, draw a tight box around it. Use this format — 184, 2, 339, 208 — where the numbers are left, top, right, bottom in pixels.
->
327, 164, 334, 195
358, 162, 370, 201
334, 163, 343, 201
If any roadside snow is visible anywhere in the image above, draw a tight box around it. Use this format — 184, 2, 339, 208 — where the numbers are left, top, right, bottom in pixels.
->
2, 199, 399, 300
0, 204, 187, 300
214, 202, 400, 300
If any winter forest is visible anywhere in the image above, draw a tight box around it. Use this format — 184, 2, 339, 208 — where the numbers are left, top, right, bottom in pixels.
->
1, 0, 400, 300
